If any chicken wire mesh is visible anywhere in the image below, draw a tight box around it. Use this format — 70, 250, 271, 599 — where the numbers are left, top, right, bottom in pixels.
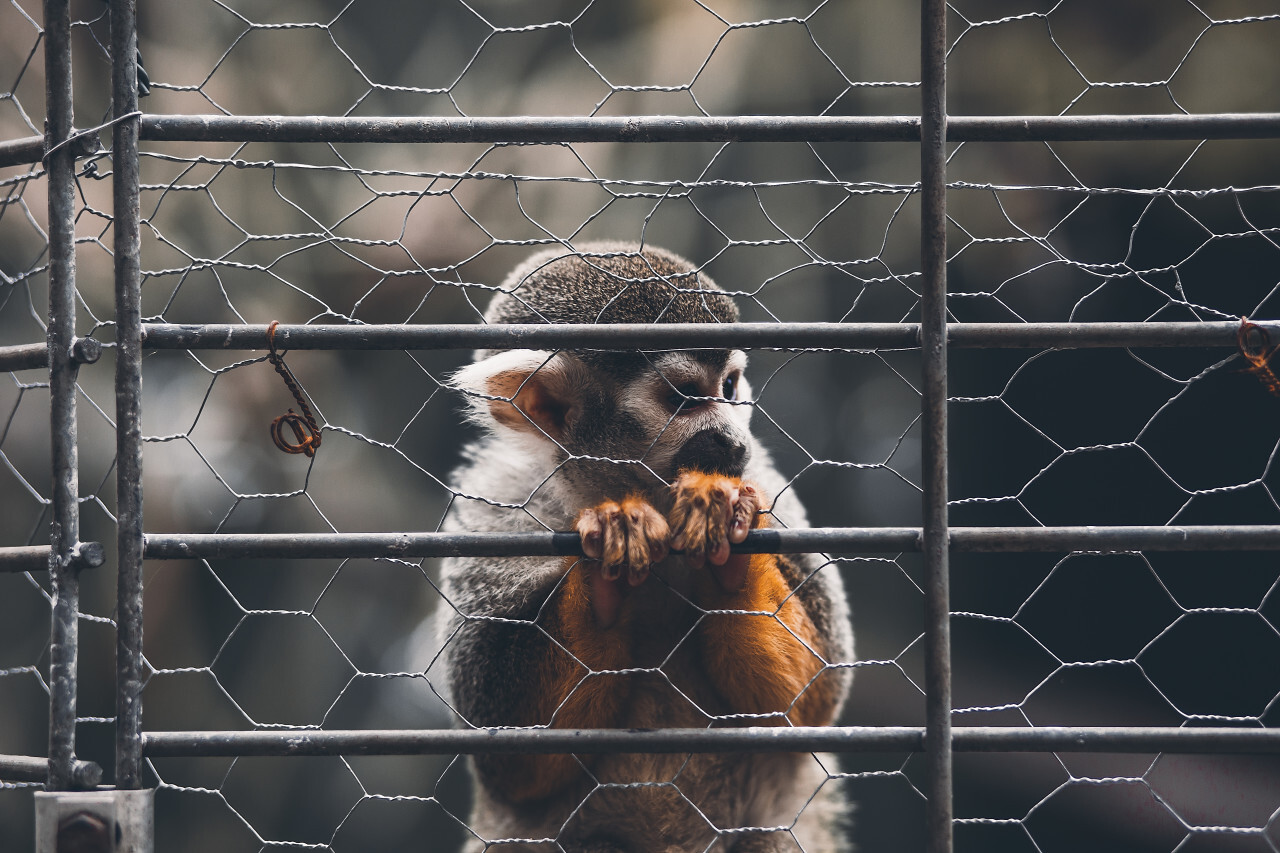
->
2, 1, 1280, 852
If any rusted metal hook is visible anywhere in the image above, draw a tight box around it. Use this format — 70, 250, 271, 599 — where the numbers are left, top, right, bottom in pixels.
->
266, 321, 322, 457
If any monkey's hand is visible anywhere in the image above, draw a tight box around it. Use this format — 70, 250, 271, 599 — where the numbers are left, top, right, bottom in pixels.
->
575, 497, 669, 628
668, 471, 761, 591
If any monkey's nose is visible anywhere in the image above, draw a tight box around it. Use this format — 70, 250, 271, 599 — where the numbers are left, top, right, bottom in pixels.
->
672, 428, 749, 477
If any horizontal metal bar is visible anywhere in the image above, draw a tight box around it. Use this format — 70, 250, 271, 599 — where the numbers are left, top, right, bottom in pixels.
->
4, 115, 1280, 169
135, 113, 1280, 145
0, 343, 49, 372
0, 339, 102, 371
0, 129, 99, 169
0, 754, 102, 788
950, 526, 1280, 552
139, 726, 1280, 758
0, 543, 106, 573
140, 321, 1271, 352
145, 531, 589, 560
142, 526, 1280, 561
141, 114, 918, 144
0, 134, 45, 167
0, 547, 56, 573
950, 112, 1280, 141
143, 322, 918, 351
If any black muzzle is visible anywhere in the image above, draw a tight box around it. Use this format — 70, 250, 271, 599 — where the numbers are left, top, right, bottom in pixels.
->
671, 428, 749, 478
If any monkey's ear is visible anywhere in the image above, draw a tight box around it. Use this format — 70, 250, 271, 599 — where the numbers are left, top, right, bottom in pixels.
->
452, 350, 577, 442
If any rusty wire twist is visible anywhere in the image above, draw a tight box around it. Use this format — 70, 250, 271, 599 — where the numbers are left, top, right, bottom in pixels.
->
266, 321, 322, 457
1237, 317, 1280, 398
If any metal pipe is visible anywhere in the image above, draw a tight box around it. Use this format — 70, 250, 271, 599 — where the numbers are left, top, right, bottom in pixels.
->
42, 0, 81, 795
137, 320, 1274, 352
141, 321, 921, 351
134, 113, 1280, 145
0, 343, 53, 371
0, 754, 102, 788
920, 0, 953, 846
0, 544, 105, 574
143, 531, 590, 560
947, 112, 1280, 141
0, 339, 102, 372
949, 525, 1280, 552
139, 525, 1280, 561
0, 134, 46, 167
138, 726, 1280, 758
0, 130, 95, 169
110, 0, 146, 791
6, 114, 1280, 169
142, 113, 921, 144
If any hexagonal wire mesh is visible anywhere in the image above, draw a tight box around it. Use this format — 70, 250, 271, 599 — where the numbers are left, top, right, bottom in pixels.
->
3, 0, 1280, 851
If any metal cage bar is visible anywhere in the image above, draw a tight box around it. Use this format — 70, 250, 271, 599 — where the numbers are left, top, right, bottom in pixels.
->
5, 113, 1280, 171
137, 525, 1280, 561
42, 0, 84, 796
137, 320, 1277, 352
0, 544, 104, 574
920, 2, 952, 851
135, 112, 1280, 145
137, 726, 1280, 758
111, 0, 146, 793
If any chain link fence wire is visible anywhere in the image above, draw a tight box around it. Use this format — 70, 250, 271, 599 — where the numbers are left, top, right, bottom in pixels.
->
3, 0, 1280, 851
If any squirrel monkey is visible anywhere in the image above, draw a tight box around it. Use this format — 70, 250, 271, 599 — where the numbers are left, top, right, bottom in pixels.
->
441, 242, 854, 852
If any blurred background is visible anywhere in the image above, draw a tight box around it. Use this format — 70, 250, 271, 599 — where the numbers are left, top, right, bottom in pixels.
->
2, 0, 1280, 850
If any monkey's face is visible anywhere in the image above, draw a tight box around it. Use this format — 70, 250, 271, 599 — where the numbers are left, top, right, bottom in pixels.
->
616, 349, 754, 480
453, 346, 755, 502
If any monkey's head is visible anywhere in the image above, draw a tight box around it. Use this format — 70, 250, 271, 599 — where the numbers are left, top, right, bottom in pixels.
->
454, 242, 755, 504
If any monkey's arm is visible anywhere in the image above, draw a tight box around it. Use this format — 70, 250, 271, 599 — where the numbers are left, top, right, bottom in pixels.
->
451, 497, 667, 804
697, 550, 841, 725
451, 558, 631, 804
671, 471, 841, 726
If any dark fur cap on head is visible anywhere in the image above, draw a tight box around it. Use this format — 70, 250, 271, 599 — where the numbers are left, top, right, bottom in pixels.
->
483, 241, 739, 328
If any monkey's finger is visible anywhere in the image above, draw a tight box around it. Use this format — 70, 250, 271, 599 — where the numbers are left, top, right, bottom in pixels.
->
706, 537, 731, 567
698, 485, 732, 558
728, 482, 759, 543
577, 502, 627, 568
575, 509, 606, 561
631, 533, 668, 582
626, 562, 650, 587
671, 472, 727, 555
623, 500, 669, 577
670, 504, 709, 554
712, 488, 733, 537
624, 530, 650, 578
667, 472, 706, 550
599, 503, 629, 570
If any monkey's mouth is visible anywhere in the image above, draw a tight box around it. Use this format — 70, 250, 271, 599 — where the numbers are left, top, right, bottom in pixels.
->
669, 428, 749, 478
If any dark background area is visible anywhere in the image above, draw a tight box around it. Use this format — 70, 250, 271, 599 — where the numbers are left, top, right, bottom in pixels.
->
3, 1, 1280, 851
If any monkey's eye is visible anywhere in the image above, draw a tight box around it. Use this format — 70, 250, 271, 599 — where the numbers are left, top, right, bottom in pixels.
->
721, 373, 739, 401
667, 382, 700, 410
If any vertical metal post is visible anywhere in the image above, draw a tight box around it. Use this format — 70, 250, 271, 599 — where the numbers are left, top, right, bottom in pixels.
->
110, 0, 146, 790
920, 0, 953, 852
43, 0, 82, 793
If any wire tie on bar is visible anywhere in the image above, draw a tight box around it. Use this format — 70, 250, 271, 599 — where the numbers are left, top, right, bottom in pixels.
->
266, 321, 322, 457
1237, 317, 1280, 398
